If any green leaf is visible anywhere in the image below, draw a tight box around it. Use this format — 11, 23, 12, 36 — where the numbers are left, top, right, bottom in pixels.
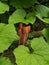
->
10, 0, 37, 8
13, 37, 49, 65
0, 56, 13, 65
43, 18, 49, 23
35, 5, 49, 17
0, 23, 6, 31
36, 14, 49, 24
23, 12, 36, 24
42, 28, 49, 43
0, 23, 19, 52
9, 9, 26, 24
0, 1, 9, 14
35, 5, 49, 23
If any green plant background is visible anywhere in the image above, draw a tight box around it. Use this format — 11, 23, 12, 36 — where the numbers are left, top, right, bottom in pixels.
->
0, 0, 49, 65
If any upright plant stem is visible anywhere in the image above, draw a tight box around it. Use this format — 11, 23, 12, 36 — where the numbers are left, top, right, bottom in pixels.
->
18, 23, 31, 45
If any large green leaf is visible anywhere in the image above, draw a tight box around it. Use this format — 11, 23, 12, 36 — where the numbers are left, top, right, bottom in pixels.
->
9, 9, 26, 24
0, 56, 13, 65
35, 5, 49, 17
10, 0, 37, 8
0, 1, 9, 14
35, 5, 49, 23
42, 28, 49, 43
0, 23, 19, 52
13, 37, 49, 65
